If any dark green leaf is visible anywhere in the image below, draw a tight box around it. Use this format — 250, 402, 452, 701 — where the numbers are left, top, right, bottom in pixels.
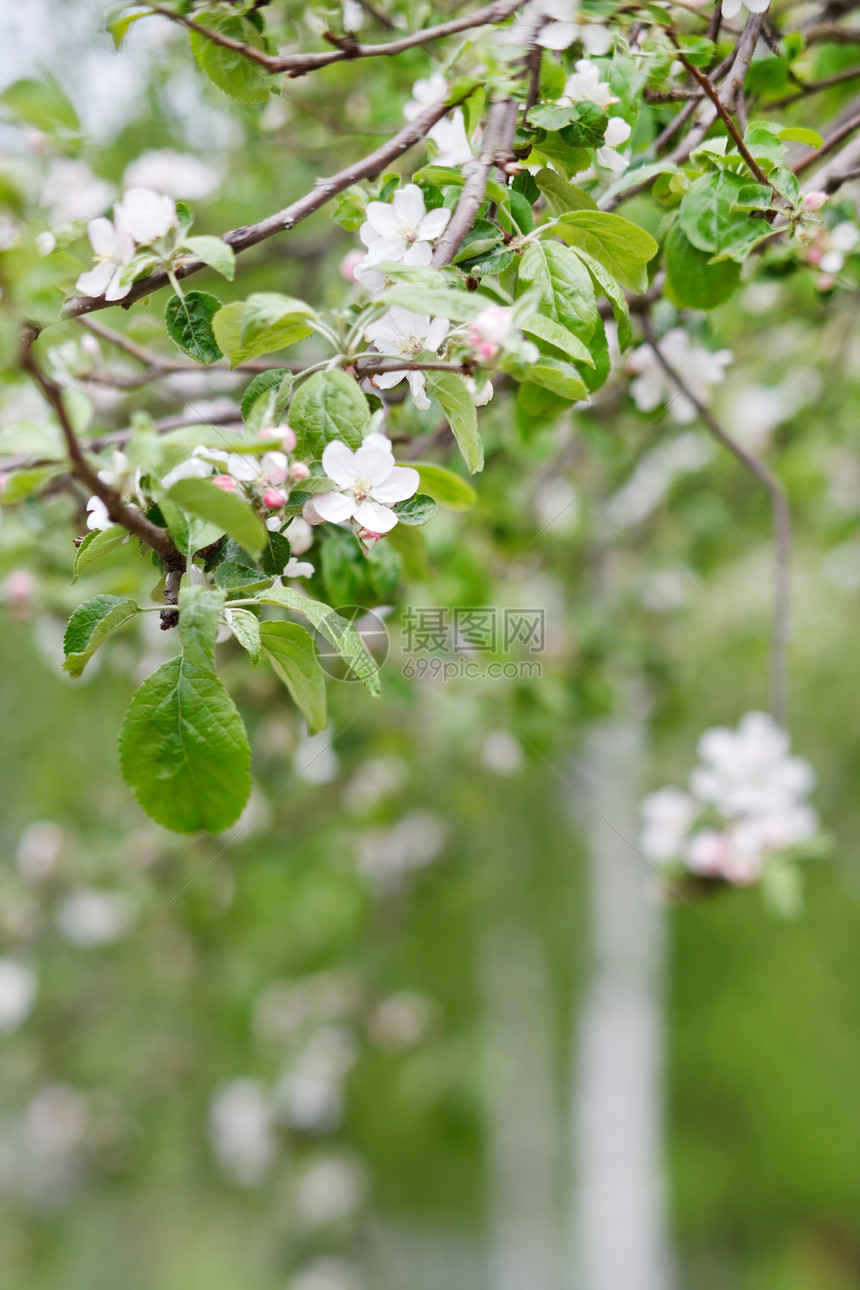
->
164, 291, 223, 366
393, 493, 438, 526
63, 595, 140, 677
289, 369, 370, 457
166, 478, 267, 557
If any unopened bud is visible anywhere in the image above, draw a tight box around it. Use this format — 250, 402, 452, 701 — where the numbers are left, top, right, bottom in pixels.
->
212, 475, 236, 492
340, 249, 365, 283
357, 527, 384, 547
263, 488, 286, 509
290, 462, 311, 482
280, 425, 297, 453
804, 190, 828, 213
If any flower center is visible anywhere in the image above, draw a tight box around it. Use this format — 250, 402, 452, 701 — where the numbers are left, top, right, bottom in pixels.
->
351, 475, 373, 501
394, 332, 424, 357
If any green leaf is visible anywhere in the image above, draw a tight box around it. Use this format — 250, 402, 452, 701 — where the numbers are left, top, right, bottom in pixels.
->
72, 524, 128, 581
214, 561, 272, 593
289, 369, 369, 457
1, 466, 61, 503
528, 103, 580, 131
166, 478, 266, 557
182, 235, 236, 281
600, 160, 678, 206
410, 463, 477, 509
255, 586, 380, 695
189, 11, 271, 105
679, 171, 763, 258
525, 357, 588, 402
0, 420, 64, 458
0, 75, 79, 135
568, 248, 633, 351
158, 500, 223, 559
521, 314, 595, 367
393, 493, 438, 526
534, 168, 598, 215
213, 295, 314, 367
743, 120, 787, 166
664, 220, 741, 309
260, 529, 292, 577
260, 621, 327, 734
240, 369, 293, 434
554, 211, 657, 293
119, 588, 251, 834
424, 372, 482, 474
62, 594, 140, 678
559, 101, 610, 149
225, 607, 262, 665
518, 240, 600, 343
164, 291, 223, 366
378, 286, 488, 322
778, 126, 823, 147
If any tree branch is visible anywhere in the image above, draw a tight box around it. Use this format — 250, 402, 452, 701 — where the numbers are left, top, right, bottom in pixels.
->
63, 97, 460, 318
432, 99, 518, 267
792, 107, 860, 174
641, 315, 791, 726
20, 328, 186, 628
149, 0, 525, 78
76, 316, 307, 381
765, 63, 860, 109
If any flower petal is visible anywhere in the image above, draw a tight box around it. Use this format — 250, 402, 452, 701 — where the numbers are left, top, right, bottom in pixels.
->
417, 206, 452, 241
321, 439, 359, 488
372, 465, 420, 504
104, 268, 133, 301
87, 217, 118, 258
312, 490, 356, 523
364, 201, 400, 240
393, 184, 426, 230
354, 434, 395, 486
425, 317, 450, 352
407, 370, 431, 411
75, 261, 115, 297
353, 499, 399, 533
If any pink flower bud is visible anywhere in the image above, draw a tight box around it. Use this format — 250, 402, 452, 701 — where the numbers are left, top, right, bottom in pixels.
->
259, 427, 282, 440
340, 249, 365, 283
280, 425, 297, 453
264, 488, 286, 509
213, 474, 237, 492
804, 190, 828, 213
4, 569, 37, 619
357, 527, 384, 547
290, 462, 311, 482
807, 247, 823, 266
0, 473, 8, 495
466, 305, 513, 363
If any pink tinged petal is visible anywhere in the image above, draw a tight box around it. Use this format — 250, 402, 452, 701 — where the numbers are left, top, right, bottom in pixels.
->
354, 436, 395, 486
417, 206, 452, 241
393, 184, 426, 229
313, 490, 356, 523
321, 439, 360, 489
75, 262, 115, 297
364, 202, 401, 240
425, 317, 450, 352
352, 499, 399, 533
372, 465, 420, 504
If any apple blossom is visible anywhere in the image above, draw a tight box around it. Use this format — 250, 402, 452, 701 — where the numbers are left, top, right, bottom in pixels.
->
464, 375, 494, 407
803, 191, 828, 213
721, 0, 769, 19
286, 517, 315, 554
639, 787, 698, 863
113, 187, 177, 244
466, 305, 514, 362
363, 307, 450, 410
427, 111, 474, 168
314, 433, 419, 534
290, 462, 311, 483
75, 216, 135, 301
340, 248, 365, 282
122, 150, 219, 200
561, 59, 618, 110
283, 558, 315, 579
595, 117, 632, 172
264, 488, 286, 509
0, 959, 38, 1034
355, 185, 450, 292
403, 73, 448, 121
213, 475, 237, 492
536, 0, 613, 54
817, 221, 860, 275
628, 329, 733, 423
86, 497, 112, 531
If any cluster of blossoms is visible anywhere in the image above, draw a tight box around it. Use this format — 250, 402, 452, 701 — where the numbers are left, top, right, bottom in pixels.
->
559, 59, 632, 172
75, 187, 178, 301
403, 72, 473, 167
628, 328, 733, 424
640, 711, 818, 887
804, 219, 860, 286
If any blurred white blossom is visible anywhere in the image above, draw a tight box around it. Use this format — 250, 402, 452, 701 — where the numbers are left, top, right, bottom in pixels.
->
0, 959, 38, 1034
209, 1079, 278, 1186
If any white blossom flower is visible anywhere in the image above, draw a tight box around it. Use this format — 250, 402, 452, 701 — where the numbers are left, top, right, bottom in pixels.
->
537, 0, 612, 53
85, 497, 112, 531
428, 110, 474, 167
690, 711, 815, 819
315, 433, 419, 533
464, 375, 494, 406
640, 787, 698, 862
283, 558, 314, 579
286, 517, 314, 554
359, 185, 450, 259
114, 187, 177, 244
467, 305, 514, 362
41, 159, 114, 227
561, 58, 618, 109
342, 0, 364, 31
122, 150, 220, 200
35, 231, 56, 257
0, 959, 38, 1034
363, 307, 450, 410
403, 72, 448, 122
75, 216, 135, 300
290, 1257, 365, 1290
628, 329, 733, 423
596, 116, 632, 171
294, 1154, 367, 1224
721, 0, 769, 20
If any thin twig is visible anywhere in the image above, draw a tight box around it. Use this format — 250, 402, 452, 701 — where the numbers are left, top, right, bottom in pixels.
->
792, 108, 860, 174
641, 315, 791, 726
77, 316, 307, 379
765, 63, 860, 109
63, 97, 459, 318
670, 36, 774, 189
149, 0, 524, 77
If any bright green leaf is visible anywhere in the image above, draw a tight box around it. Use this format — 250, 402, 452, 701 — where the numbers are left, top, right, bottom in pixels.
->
260, 620, 327, 733
424, 372, 483, 474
